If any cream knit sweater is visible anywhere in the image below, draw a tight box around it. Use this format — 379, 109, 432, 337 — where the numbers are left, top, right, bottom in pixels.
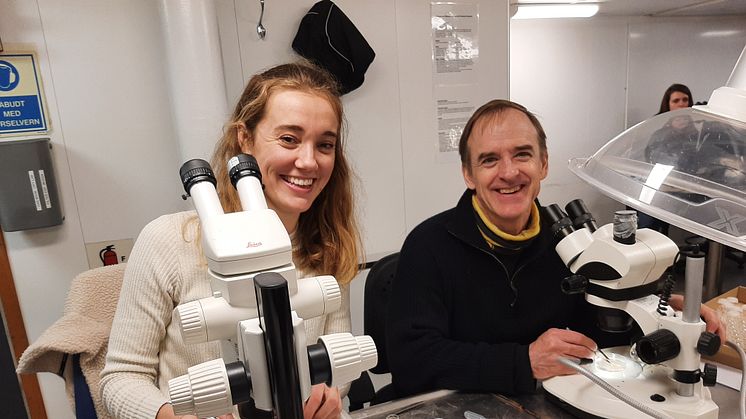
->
100, 211, 352, 419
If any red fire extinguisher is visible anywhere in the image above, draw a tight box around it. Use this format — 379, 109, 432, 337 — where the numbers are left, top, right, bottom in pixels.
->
99, 245, 119, 266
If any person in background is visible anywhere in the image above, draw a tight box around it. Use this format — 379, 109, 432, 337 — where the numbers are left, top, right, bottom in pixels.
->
658, 83, 694, 114
101, 61, 362, 419
386, 99, 725, 398
640, 83, 696, 233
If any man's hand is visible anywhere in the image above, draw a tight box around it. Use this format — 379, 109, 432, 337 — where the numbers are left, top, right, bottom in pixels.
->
528, 328, 597, 380
303, 383, 342, 419
668, 294, 727, 342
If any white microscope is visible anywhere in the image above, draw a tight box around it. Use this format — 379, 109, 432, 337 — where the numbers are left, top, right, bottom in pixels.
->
542, 200, 721, 419
166, 154, 377, 418
543, 43, 746, 419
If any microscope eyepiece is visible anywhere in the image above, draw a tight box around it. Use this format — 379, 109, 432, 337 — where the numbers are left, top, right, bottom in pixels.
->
565, 199, 598, 232
228, 154, 262, 188
180, 159, 217, 196
543, 204, 576, 240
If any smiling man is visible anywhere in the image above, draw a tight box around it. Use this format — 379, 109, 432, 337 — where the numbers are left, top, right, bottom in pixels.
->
386, 99, 723, 398
386, 100, 603, 397
461, 103, 547, 236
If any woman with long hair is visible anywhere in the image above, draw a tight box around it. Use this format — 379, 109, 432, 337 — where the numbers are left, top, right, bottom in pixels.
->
102, 61, 362, 419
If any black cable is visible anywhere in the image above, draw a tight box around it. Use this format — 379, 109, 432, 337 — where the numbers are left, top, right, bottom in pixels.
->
657, 252, 680, 316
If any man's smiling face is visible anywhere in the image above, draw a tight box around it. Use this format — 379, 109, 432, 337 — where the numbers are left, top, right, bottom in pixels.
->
462, 108, 548, 235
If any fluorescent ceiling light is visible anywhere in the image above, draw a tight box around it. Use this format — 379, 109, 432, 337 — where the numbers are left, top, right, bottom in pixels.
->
701, 30, 742, 38
512, 4, 599, 19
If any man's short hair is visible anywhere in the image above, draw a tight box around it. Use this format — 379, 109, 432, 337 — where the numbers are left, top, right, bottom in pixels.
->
458, 99, 547, 167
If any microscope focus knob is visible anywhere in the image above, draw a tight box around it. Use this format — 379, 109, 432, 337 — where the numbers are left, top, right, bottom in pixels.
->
702, 363, 718, 387
696, 332, 721, 356
169, 359, 234, 417
636, 329, 680, 364
175, 301, 208, 344
561, 274, 588, 295
318, 333, 378, 387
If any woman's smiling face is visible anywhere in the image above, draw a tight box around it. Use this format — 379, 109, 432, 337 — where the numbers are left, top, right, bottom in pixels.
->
239, 89, 338, 231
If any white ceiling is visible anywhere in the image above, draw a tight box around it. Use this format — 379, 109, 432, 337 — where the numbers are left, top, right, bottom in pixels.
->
511, 0, 746, 17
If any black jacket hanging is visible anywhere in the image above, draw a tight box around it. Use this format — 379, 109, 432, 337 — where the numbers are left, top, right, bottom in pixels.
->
292, 0, 375, 94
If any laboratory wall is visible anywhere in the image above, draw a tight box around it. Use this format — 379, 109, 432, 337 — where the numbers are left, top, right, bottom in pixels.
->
1, 0, 508, 417
215, 0, 510, 258
3, 1, 744, 417
626, 17, 746, 126
1, 1, 189, 417
511, 15, 746, 225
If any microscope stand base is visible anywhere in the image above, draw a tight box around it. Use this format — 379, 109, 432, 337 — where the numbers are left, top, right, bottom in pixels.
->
543, 347, 718, 419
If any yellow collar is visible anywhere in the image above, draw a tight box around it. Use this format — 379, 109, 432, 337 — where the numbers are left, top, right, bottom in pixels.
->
472, 195, 540, 247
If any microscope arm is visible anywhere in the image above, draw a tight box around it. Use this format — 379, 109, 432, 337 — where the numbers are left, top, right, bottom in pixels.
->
174, 274, 341, 344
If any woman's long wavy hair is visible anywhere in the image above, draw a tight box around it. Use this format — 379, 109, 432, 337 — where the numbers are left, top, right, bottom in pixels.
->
209, 61, 362, 285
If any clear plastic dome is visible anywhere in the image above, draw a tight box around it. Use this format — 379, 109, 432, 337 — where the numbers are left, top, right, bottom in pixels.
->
570, 107, 746, 252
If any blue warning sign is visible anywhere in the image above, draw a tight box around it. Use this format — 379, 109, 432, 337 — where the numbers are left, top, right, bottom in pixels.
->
0, 54, 48, 135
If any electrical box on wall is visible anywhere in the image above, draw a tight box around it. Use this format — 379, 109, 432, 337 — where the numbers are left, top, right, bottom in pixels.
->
0, 138, 63, 231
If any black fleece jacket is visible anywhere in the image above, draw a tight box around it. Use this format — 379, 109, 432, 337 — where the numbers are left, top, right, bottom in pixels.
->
386, 190, 624, 397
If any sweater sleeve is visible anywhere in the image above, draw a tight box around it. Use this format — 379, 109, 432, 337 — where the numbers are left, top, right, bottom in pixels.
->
323, 284, 352, 337
386, 227, 536, 397
100, 215, 185, 419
